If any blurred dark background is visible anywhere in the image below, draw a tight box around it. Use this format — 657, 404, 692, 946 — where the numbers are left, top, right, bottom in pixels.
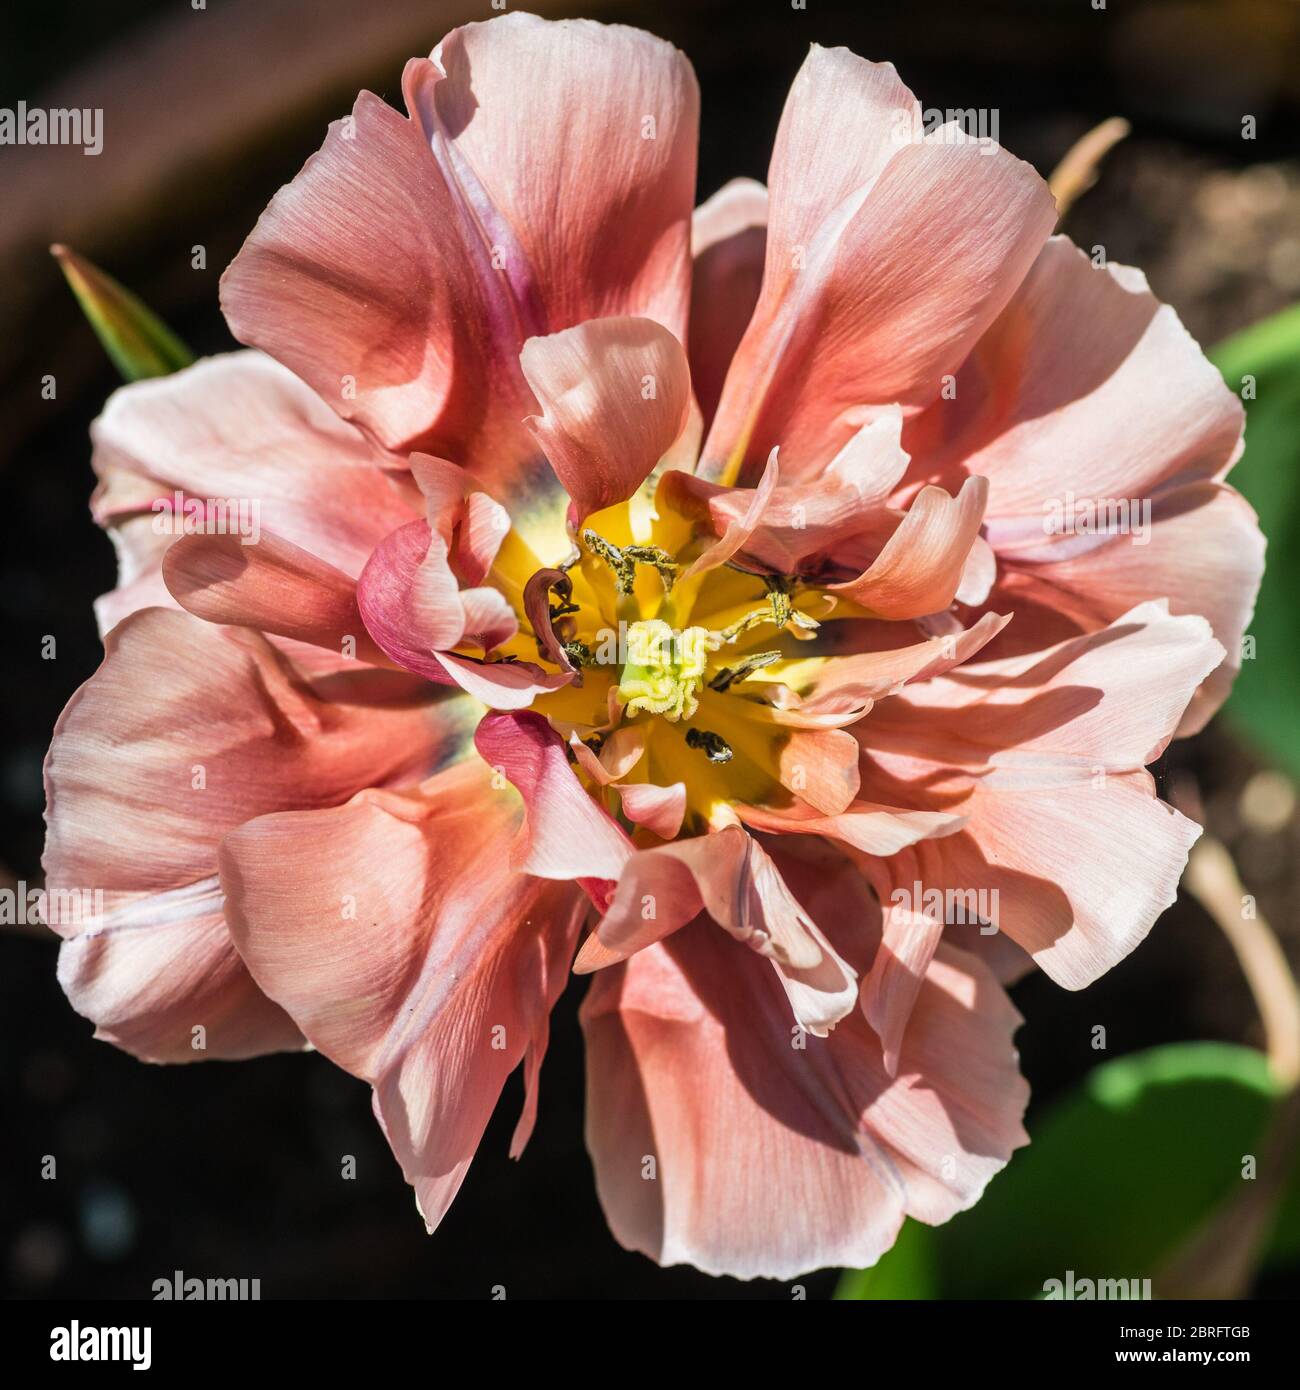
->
2, 0, 1299, 1300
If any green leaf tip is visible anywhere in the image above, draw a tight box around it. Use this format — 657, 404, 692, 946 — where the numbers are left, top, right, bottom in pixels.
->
51, 243, 194, 382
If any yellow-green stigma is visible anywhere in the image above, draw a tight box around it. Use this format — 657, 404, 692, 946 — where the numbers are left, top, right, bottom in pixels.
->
617, 618, 718, 722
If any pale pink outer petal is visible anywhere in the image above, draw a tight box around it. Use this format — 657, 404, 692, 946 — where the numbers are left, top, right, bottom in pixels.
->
42, 608, 472, 1062
860, 601, 1226, 990
411, 13, 698, 341
580, 923, 1027, 1279
219, 759, 588, 1230
702, 46, 1056, 482
519, 317, 692, 523
987, 482, 1264, 735
162, 530, 390, 666
688, 178, 768, 428
219, 88, 498, 456
899, 237, 1245, 515
222, 14, 697, 558
88, 351, 420, 634
896, 236, 1258, 728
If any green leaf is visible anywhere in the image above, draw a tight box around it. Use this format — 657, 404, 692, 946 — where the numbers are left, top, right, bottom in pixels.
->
834, 1216, 938, 1300
837, 1042, 1292, 1299
1210, 304, 1300, 776
52, 243, 194, 382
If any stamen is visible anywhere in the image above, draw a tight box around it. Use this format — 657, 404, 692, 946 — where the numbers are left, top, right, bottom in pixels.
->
716, 576, 820, 643
581, 530, 681, 596
685, 728, 734, 764
580, 529, 637, 595
622, 544, 679, 592
709, 650, 782, 692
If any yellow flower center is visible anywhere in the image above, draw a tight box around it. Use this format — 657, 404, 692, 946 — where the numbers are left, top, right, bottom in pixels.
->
473, 493, 843, 834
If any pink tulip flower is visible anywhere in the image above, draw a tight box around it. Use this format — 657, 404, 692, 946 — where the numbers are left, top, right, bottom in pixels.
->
43, 13, 1261, 1278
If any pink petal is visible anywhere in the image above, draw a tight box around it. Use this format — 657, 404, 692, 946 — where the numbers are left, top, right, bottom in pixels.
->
356, 520, 519, 684
616, 781, 687, 840
219, 759, 587, 1230
408, 14, 698, 342
433, 650, 572, 710
42, 608, 466, 1061
828, 477, 990, 619
861, 602, 1225, 987
688, 178, 767, 428
680, 447, 779, 579
703, 46, 1055, 483
408, 454, 512, 584
88, 351, 420, 633
474, 711, 632, 881
737, 799, 965, 856
574, 825, 857, 1037
520, 317, 692, 523
859, 902, 945, 1076
56, 881, 302, 1065
580, 923, 1026, 1278
988, 482, 1263, 735
792, 611, 1010, 720
777, 727, 862, 815
162, 530, 390, 665
664, 411, 911, 573
220, 88, 514, 457
569, 727, 647, 785
899, 236, 1245, 517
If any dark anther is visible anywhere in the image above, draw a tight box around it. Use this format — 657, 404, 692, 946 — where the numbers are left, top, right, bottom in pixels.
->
709, 651, 782, 692
562, 640, 594, 668
685, 728, 734, 764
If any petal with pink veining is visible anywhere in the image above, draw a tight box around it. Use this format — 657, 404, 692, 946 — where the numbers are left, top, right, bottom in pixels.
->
88, 352, 421, 634
42, 608, 471, 1062
703, 45, 1056, 483
581, 923, 1026, 1279
219, 759, 587, 1231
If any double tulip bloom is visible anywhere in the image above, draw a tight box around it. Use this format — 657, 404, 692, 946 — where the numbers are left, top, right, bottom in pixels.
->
43, 14, 1262, 1278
